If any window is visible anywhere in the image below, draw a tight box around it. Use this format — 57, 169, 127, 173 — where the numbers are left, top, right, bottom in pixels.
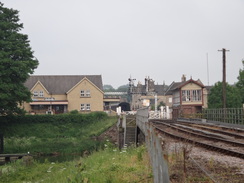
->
81, 104, 91, 111
39, 91, 44, 97
182, 90, 202, 102
182, 90, 191, 101
86, 90, 90, 97
33, 91, 38, 97
186, 90, 191, 101
168, 97, 172, 103
81, 90, 85, 97
80, 90, 91, 97
81, 104, 85, 110
86, 104, 91, 110
192, 90, 202, 101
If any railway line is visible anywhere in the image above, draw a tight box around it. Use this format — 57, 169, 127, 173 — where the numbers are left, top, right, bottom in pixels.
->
151, 120, 244, 159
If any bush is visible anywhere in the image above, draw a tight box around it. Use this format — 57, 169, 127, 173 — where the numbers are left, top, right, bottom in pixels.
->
0, 112, 108, 125
69, 110, 79, 114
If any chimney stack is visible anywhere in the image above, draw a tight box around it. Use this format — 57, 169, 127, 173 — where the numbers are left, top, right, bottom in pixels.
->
181, 74, 186, 82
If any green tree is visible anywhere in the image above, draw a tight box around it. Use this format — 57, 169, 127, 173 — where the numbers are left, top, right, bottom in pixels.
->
0, 3, 38, 115
116, 84, 128, 92
236, 60, 244, 105
103, 85, 115, 92
208, 82, 242, 108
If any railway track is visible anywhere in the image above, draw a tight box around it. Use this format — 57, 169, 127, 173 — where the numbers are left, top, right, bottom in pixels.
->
177, 120, 244, 139
151, 120, 244, 159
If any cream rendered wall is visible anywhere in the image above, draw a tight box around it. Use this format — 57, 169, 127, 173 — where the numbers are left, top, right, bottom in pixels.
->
22, 102, 32, 112
181, 83, 201, 90
22, 82, 68, 112
22, 83, 48, 112
181, 83, 202, 105
31, 83, 49, 98
30, 83, 67, 100
67, 79, 103, 112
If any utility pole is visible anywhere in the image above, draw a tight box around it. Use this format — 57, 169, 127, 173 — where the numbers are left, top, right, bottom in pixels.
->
218, 48, 229, 109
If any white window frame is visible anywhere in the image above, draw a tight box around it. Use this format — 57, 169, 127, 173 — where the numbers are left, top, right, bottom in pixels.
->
33, 91, 38, 97
86, 104, 91, 110
182, 90, 191, 101
81, 90, 91, 97
81, 104, 85, 110
86, 90, 90, 97
192, 90, 202, 101
39, 91, 44, 97
81, 90, 85, 97
81, 104, 91, 111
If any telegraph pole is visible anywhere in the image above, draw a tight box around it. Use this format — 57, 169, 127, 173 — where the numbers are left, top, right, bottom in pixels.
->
218, 48, 229, 109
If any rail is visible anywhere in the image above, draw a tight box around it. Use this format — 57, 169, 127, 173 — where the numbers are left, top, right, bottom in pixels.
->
152, 120, 244, 159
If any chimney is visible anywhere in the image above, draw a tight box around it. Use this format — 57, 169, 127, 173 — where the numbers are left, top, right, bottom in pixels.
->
181, 74, 186, 82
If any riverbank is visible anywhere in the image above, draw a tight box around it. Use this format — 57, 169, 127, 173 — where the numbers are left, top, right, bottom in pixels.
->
0, 113, 153, 182
0, 144, 152, 183
1, 113, 116, 155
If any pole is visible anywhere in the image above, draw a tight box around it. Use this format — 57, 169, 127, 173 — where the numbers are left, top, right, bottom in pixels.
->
218, 48, 229, 122
206, 53, 209, 86
155, 93, 157, 113
218, 48, 229, 109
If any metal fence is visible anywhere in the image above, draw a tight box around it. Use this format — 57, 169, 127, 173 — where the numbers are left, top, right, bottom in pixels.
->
203, 108, 244, 125
137, 107, 169, 183
180, 108, 244, 125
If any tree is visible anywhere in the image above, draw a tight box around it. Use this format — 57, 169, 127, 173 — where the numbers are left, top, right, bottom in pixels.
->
103, 85, 115, 92
236, 60, 244, 105
117, 84, 128, 92
0, 3, 38, 115
208, 82, 242, 108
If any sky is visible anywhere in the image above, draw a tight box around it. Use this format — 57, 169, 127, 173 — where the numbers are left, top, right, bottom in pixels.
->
2, 0, 244, 88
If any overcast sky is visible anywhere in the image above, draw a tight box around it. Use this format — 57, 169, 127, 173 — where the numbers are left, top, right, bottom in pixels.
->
2, 0, 244, 88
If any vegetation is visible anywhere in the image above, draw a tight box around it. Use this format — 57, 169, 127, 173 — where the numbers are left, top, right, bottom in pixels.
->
0, 143, 152, 183
151, 101, 165, 111
236, 59, 244, 104
207, 59, 244, 109
207, 81, 242, 108
0, 112, 115, 154
103, 84, 128, 92
0, 3, 39, 115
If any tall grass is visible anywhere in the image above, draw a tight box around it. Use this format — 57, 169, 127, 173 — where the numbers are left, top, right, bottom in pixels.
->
2, 113, 117, 154
0, 145, 153, 183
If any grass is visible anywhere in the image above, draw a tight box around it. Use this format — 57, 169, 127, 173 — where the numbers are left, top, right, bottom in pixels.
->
3, 116, 117, 154
0, 145, 153, 183
0, 113, 153, 182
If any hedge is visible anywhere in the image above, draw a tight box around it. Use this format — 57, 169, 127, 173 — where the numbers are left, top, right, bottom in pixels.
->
0, 111, 108, 126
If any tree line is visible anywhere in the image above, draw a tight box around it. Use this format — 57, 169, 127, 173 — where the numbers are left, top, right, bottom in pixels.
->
0, 3, 243, 116
208, 60, 244, 109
